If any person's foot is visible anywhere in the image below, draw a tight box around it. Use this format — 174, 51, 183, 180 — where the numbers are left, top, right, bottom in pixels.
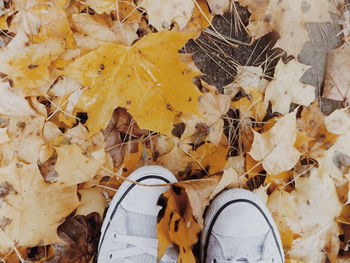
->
97, 165, 178, 263
201, 189, 284, 263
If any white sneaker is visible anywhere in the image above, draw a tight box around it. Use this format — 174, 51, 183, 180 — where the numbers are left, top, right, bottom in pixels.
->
201, 189, 285, 263
97, 166, 178, 263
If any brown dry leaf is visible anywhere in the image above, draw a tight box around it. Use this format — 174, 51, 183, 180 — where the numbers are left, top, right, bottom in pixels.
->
44, 213, 102, 263
264, 59, 315, 114
138, 0, 194, 31
0, 30, 65, 96
0, 162, 79, 253
323, 44, 350, 102
64, 31, 201, 136
268, 164, 342, 262
246, 0, 332, 57
249, 111, 301, 174
76, 188, 106, 217
54, 143, 102, 186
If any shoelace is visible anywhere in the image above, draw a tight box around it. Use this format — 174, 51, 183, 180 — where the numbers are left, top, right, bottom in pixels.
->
108, 233, 176, 263
214, 255, 275, 263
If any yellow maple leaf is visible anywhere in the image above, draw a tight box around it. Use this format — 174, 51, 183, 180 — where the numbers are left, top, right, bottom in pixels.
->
0, 162, 79, 253
64, 31, 201, 136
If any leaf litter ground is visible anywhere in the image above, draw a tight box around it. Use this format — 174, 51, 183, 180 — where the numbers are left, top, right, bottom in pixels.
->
0, 0, 350, 263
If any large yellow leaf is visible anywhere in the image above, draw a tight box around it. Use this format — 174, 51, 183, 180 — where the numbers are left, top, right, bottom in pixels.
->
0, 162, 79, 253
64, 31, 201, 136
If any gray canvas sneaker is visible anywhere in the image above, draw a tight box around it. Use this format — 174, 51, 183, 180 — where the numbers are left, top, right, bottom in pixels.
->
97, 165, 178, 263
201, 189, 285, 263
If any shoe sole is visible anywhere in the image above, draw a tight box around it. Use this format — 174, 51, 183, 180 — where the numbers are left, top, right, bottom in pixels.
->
200, 188, 285, 262
98, 165, 178, 253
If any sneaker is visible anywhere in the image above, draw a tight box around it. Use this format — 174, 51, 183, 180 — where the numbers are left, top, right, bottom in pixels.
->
201, 189, 284, 263
97, 165, 178, 263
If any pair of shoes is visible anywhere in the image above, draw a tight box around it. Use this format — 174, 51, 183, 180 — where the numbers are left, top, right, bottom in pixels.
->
97, 166, 285, 263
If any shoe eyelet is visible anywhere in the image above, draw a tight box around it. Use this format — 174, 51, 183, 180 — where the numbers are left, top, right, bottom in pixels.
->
109, 252, 113, 260
112, 232, 117, 240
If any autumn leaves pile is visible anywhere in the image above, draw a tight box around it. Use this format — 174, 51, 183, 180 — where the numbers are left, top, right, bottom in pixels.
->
0, 0, 350, 262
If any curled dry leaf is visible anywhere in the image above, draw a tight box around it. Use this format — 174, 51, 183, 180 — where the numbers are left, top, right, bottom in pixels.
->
0, 162, 79, 253
264, 59, 315, 114
249, 111, 301, 174
138, 0, 194, 31
64, 31, 201, 136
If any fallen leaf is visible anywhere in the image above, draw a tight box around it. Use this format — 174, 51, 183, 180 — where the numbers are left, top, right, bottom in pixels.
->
43, 213, 102, 263
71, 13, 137, 46
0, 30, 65, 96
323, 44, 350, 102
264, 59, 315, 114
232, 86, 267, 121
297, 102, 339, 159
64, 31, 201, 136
226, 65, 269, 94
268, 164, 342, 262
0, 128, 9, 144
157, 185, 201, 263
0, 81, 35, 116
249, 111, 301, 174
11, 0, 72, 43
55, 144, 101, 186
206, 0, 230, 15
0, 115, 45, 165
138, 0, 194, 31
82, 0, 115, 14
0, 162, 79, 253
76, 188, 106, 217
247, 0, 332, 56
192, 139, 228, 174
325, 108, 350, 135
